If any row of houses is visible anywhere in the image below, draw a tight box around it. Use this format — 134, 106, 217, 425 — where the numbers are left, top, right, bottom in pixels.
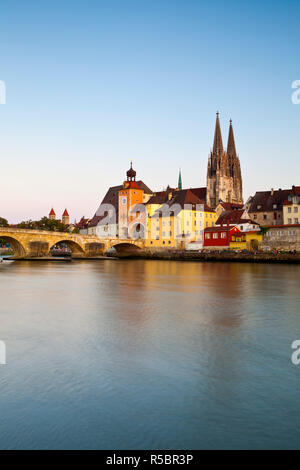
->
75, 162, 300, 252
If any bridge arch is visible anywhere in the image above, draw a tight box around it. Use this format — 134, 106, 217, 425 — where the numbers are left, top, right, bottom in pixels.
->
0, 236, 26, 258
110, 242, 142, 257
50, 239, 85, 257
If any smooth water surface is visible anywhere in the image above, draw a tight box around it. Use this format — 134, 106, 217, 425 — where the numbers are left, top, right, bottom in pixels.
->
0, 259, 300, 449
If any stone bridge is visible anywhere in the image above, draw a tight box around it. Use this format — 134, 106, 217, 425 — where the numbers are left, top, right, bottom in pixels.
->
0, 228, 146, 258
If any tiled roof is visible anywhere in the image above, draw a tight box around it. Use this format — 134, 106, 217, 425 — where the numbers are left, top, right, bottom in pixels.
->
154, 189, 214, 217
204, 225, 239, 233
216, 209, 257, 226
88, 180, 152, 227
248, 189, 294, 212
76, 217, 90, 229
190, 187, 207, 201
136, 180, 153, 194
219, 202, 244, 211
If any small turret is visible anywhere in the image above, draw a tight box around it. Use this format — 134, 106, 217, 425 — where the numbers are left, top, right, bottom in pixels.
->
49, 208, 56, 220
62, 209, 69, 225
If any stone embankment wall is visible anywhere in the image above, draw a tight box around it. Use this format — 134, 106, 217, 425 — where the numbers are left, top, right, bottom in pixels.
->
129, 249, 300, 264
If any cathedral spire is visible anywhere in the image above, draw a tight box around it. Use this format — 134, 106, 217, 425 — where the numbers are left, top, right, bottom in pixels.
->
227, 119, 237, 157
213, 112, 224, 156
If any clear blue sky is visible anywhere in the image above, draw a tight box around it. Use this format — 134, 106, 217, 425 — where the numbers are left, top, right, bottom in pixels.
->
1, 0, 299, 223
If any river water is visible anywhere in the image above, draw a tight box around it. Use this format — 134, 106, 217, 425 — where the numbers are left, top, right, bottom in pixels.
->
0, 259, 300, 449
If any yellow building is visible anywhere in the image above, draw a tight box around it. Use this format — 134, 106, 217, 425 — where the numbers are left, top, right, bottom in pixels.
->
283, 187, 300, 225
145, 188, 217, 249
229, 230, 263, 251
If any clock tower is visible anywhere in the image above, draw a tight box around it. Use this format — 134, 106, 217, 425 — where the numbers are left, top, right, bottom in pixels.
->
118, 163, 145, 238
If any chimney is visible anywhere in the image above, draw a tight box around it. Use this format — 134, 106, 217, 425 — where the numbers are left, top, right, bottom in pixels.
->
271, 188, 274, 196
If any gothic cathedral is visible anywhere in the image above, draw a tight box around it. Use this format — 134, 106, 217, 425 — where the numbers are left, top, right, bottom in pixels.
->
206, 113, 243, 209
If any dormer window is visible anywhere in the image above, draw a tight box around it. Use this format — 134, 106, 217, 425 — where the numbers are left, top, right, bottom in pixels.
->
257, 205, 262, 210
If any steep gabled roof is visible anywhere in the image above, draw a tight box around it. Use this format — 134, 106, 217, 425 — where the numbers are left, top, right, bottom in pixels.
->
136, 180, 153, 194
154, 189, 214, 217
190, 187, 207, 201
145, 191, 169, 205
248, 189, 294, 212
88, 180, 153, 227
216, 209, 259, 226
219, 202, 244, 211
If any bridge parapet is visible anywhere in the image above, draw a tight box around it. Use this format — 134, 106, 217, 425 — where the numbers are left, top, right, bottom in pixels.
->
0, 228, 146, 258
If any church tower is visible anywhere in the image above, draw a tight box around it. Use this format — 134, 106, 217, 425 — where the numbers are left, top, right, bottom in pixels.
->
206, 113, 243, 208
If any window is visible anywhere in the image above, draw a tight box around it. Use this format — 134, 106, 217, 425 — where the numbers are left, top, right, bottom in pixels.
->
232, 236, 235, 241
288, 218, 292, 224
273, 204, 277, 209
162, 231, 165, 237
295, 207, 299, 213
213, 233, 218, 239
205, 233, 210, 239
288, 207, 292, 213
263, 214, 267, 220
168, 241, 171, 244
253, 214, 257, 219
295, 218, 299, 224
163, 241, 165, 244
221, 232, 226, 239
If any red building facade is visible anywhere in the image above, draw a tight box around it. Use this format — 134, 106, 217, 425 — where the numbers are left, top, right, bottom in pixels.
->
203, 225, 242, 248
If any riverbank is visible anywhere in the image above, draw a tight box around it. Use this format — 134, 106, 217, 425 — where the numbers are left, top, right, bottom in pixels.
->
136, 250, 300, 264
2, 255, 117, 262
3, 252, 300, 264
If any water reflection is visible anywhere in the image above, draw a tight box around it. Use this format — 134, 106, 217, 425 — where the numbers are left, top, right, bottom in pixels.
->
0, 260, 300, 449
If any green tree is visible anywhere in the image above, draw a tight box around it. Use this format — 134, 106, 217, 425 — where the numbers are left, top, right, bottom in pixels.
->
17, 217, 69, 232
0, 217, 8, 227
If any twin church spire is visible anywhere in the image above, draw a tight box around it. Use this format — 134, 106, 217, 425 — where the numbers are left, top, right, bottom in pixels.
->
207, 112, 243, 208
213, 112, 237, 159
